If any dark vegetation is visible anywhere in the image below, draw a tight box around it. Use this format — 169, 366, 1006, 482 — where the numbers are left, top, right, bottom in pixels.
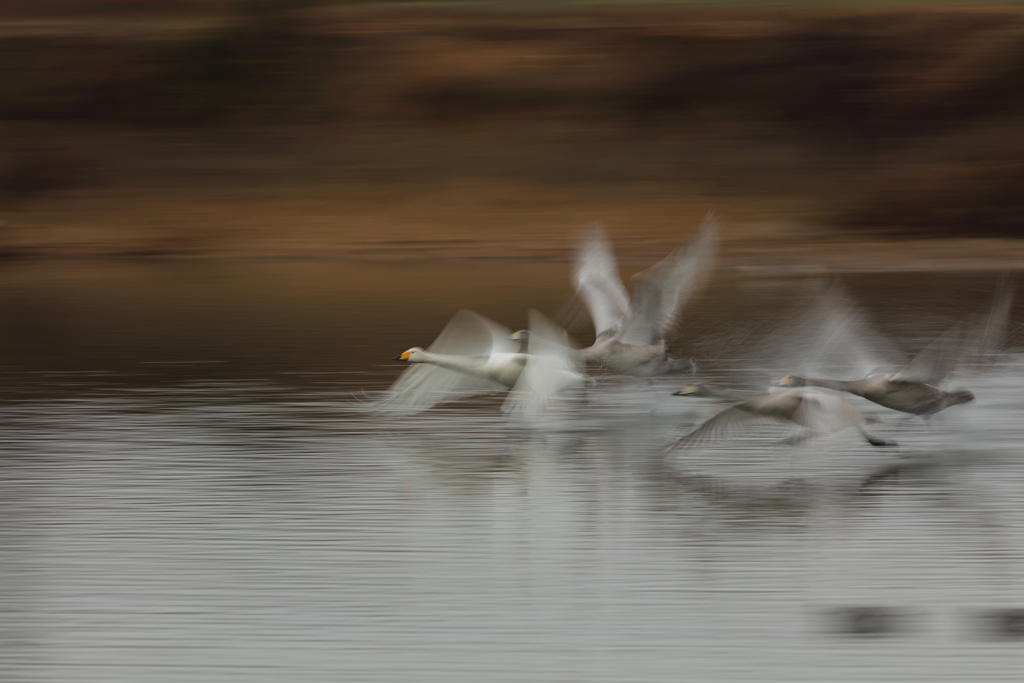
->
0, 2, 334, 125
1, 3, 1023, 238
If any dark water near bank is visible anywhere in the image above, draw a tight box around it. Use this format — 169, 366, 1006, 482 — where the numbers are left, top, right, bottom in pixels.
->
2, 261, 1024, 682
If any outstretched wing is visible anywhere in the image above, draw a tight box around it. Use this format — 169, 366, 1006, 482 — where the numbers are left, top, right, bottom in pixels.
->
616, 212, 718, 346
891, 322, 965, 385
573, 223, 631, 342
761, 280, 904, 380
427, 309, 519, 357
667, 403, 786, 452
791, 391, 866, 433
963, 276, 1015, 368
667, 388, 865, 452
896, 278, 1015, 384
503, 309, 587, 419
813, 283, 903, 379
376, 310, 514, 415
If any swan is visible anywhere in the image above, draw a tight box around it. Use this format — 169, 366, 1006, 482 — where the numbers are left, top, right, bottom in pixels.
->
774, 373, 975, 417
774, 279, 1012, 417
377, 308, 587, 417
509, 212, 717, 379
667, 383, 895, 451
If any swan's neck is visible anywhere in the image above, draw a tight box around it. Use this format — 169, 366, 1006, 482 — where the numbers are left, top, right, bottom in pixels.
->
702, 385, 746, 401
803, 377, 855, 393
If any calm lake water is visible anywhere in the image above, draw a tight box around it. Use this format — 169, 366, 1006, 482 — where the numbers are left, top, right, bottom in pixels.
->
2, 260, 1024, 682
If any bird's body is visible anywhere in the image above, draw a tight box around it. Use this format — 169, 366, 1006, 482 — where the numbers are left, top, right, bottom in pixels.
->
396, 348, 528, 389
508, 331, 691, 376
669, 383, 894, 450
379, 309, 587, 417
507, 213, 717, 379
777, 373, 975, 417
772, 279, 1011, 417
582, 339, 694, 378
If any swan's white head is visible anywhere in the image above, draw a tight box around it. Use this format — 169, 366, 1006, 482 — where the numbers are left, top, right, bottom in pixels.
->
776, 375, 804, 387
508, 330, 530, 342
673, 384, 702, 396
392, 347, 426, 362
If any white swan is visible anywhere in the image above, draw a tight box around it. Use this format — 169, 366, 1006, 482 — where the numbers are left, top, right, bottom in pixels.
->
510, 213, 717, 379
377, 308, 587, 417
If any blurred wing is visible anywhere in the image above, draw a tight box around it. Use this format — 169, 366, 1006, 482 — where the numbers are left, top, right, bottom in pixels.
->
617, 212, 717, 346
769, 280, 905, 379
963, 276, 1014, 367
376, 309, 515, 415
668, 403, 787, 452
427, 309, 518, 357
815, 287, 904, 379
892, 322, 965, 385
503, 309, 586, 419
791, 392, 864, 433
375, 363, 499, 416
573, 223, 631, 341
897, 278, 1015, 383
524, 308, 581, 368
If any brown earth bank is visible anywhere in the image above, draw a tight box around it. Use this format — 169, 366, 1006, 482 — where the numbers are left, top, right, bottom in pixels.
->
2, 3, 1024, 269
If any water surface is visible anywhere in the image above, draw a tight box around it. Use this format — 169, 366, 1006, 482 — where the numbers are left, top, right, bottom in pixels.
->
2, 261, 1023, 682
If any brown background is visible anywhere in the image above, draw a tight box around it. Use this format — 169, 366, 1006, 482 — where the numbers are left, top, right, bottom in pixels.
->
3, 1, 1024, 268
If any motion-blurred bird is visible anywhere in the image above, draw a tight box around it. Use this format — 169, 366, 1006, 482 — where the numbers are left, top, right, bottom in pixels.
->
774, 373, 975, 417
774, 279, 1012, 417
378, 309, 587, 418
667, 383, 895, 451
510, 212, 717, 378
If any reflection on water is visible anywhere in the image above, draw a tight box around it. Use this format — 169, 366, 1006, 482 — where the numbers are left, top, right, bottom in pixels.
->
2, 261, 1024, 681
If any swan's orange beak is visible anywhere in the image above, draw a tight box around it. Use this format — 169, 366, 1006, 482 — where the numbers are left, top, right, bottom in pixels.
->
392, 350, 412, 361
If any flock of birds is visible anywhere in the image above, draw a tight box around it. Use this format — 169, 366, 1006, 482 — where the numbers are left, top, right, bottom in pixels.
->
375, 213, 1012, 459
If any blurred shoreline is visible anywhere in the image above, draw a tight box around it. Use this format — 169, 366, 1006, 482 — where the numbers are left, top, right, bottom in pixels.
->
3, 4, 1024, 270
